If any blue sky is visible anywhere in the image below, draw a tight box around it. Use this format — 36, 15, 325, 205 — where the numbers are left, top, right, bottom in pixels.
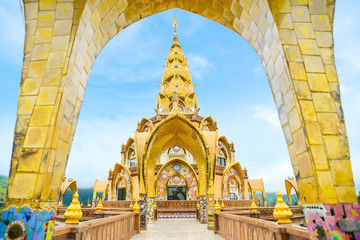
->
0, 1, 359, 194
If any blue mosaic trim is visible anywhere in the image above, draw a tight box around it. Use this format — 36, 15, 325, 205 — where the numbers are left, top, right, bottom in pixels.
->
0, 206, 55, 240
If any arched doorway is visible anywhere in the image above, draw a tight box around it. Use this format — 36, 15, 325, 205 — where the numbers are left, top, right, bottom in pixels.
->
222, 162, 244, 200
111, 163, 133, 201
155, 158, 198, 201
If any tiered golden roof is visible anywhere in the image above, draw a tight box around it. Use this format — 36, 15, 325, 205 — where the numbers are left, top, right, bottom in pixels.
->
156, 16, 199, 115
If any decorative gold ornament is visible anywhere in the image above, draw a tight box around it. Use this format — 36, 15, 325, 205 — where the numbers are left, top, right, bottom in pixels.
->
214, 200, 221, 212
96, 199, 103, 212
58, 202, 63, 207
196, 202, 200, 210
221, 201, 225, 209
64, 191, 83, 225
133, 201, 140, 212
298, 199, 302, 206
154, 202, 157, 210
250, 198, 257, 212
273, 190, 293, 224
129, 201, 133, 209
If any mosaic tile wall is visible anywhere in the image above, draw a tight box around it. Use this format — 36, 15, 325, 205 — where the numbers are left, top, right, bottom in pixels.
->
304, 203, 360, 239
146, 198, 155, 224
0, 204, 55, 239
140, 193, 147, 230
199, 196, 207, 224
155, 161, 197, 200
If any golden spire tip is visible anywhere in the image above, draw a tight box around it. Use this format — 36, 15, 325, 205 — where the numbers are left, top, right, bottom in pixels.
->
173, 14, 178, 29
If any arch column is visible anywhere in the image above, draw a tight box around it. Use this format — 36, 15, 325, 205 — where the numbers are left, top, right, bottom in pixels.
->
0, 0, 358, 239
269, 1, 359, 238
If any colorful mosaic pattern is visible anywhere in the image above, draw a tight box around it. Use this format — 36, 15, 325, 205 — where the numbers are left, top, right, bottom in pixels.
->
207, 194, 214, 230
223, 167, 243, 200
113, 168, 131, 200
199, 196, 207, 224
304, 203, 360, 240
155, 161, 197, 200
146, 198, 155, 224
140, 193, 147, 230
0, 205, 55, 240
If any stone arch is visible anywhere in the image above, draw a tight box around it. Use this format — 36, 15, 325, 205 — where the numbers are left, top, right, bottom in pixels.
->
285, 178, 300, 205
123, 138, 136, 166
142, 113, 210, 197
155, 157, 199, 200
222, 162, 244, 199
200, 116, 216, 131
217, 136, 232, 164
112, 163, 133, 200
10, 0, 354, 206
59, 180, 77, 205
138, 118, 153, 133
3, 0, 357, 238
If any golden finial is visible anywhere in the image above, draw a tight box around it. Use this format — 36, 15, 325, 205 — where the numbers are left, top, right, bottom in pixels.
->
64, 191, 83, 225
214, 200, 221, 212
196, 202, 200, 210
133, 201, 140, 212
173, 14, 178, 29
154, 202, 157, 210
221, 201, 225, 209
96, 199, 103, 211
273, 190, 293, 224
250, 198, 257, 212
129, 201, 133, 209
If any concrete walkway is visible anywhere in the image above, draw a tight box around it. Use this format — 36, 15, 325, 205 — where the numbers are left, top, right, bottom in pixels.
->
130, 219, 224, 240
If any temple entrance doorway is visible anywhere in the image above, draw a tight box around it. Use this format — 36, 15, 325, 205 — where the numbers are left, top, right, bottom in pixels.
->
167, 187, 187, 200
117, 188, 126, 200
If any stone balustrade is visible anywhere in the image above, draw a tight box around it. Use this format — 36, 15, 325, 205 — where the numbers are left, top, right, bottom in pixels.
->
57, 206, 97, 221
214, 212, 309, 240
155, 200, 198, 209
221, 200, 260, 208
102, 200, 133, 208
222, 206, 305, 224
53, 212, 140, 240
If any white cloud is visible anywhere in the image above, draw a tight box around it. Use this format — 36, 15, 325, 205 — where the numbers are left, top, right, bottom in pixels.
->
340, 84, 352, 95
251, 160, 294, 193
253, 106, 281, 129
187, 55, 213, 80
252, 64, 262, 73
66, 114, 140, 187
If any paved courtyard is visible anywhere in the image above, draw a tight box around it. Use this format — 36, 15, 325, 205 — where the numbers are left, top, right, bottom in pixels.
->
130, 219, 224, 240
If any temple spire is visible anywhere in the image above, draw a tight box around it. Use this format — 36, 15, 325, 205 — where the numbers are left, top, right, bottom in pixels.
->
155, 16, 199, 115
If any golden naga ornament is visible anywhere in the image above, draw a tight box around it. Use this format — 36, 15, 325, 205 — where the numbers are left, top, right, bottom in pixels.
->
64, 191, 83, 225
273, 190, 293, 224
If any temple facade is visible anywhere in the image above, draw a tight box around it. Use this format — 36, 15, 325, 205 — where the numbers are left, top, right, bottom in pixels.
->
93, 17, 265, 229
